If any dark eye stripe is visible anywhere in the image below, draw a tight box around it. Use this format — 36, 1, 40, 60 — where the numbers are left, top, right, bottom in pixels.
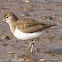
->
4, 14, 7, 18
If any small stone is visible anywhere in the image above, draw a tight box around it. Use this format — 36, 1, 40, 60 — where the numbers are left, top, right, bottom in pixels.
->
21, 14, 25, 17
25, 0, 29, 3
48, 16, 53, 19
2, 36, 11, 40
39, 59, 46, 62
7, 52, 15, 54
41, 16, 47, 19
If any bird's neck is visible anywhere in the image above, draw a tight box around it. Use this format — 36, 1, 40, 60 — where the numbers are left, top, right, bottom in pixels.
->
8, 16, 18, 33
9, 21, 16, 33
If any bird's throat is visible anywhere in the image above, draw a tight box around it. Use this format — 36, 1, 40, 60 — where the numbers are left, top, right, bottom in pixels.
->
9, 22, 16, 33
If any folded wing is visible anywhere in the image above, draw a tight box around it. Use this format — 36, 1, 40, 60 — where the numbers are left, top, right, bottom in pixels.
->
16, 18, 54, 33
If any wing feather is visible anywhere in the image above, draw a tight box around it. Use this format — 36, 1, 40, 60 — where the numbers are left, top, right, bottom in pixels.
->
16, 18, 53, 33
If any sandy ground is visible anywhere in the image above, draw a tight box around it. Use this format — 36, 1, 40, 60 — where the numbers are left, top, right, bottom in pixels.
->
0, 0, 62, 62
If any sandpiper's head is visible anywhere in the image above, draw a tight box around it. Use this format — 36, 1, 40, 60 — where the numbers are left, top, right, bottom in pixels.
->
3, 12, 18, 24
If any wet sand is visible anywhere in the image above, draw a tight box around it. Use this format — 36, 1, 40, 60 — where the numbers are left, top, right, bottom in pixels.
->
0, 0, 62, 62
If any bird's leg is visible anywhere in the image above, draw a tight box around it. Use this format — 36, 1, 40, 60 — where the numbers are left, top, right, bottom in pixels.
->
28, 41, 35, 53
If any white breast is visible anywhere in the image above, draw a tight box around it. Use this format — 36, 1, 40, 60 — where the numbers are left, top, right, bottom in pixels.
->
13, 28, 42, 40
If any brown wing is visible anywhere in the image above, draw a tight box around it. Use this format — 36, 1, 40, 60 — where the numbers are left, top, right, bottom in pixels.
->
16, 18, 53, 33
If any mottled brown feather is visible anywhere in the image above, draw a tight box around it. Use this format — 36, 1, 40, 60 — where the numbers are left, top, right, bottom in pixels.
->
16, 18, 53, 33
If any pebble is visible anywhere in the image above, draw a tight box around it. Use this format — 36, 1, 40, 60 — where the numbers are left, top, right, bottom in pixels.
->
2, 36, 12, 40
7, 52, 16, 55
39, 59, 46, 62
25, 0, 29, 3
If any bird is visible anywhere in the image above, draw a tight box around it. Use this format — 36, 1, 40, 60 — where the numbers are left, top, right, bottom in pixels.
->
3, 12, 56, 53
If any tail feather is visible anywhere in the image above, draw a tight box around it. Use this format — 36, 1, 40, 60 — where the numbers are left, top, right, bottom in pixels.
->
42, 24, 57, 29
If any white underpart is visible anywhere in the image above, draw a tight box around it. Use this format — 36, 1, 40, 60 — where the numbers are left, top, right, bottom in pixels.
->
14, 28, 43, 40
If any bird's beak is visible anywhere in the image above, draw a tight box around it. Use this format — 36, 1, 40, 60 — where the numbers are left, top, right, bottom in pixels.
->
3, 18, 6, 21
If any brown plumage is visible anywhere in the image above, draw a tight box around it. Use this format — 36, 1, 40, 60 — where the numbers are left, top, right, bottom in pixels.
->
3, 12, 55, 33
16, 18, 54, 33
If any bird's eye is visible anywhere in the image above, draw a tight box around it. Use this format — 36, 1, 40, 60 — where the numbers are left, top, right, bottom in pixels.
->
6, 17, 8, 18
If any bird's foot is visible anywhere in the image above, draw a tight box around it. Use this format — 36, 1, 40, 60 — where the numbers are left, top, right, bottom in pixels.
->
27, 41, 35, 54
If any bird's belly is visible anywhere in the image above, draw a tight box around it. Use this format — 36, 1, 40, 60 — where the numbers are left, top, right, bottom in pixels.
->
14, 28, 42, 40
